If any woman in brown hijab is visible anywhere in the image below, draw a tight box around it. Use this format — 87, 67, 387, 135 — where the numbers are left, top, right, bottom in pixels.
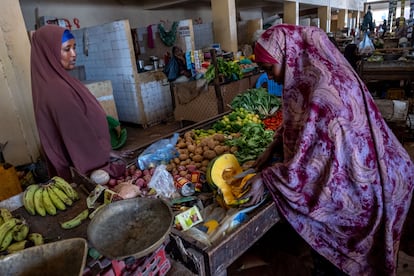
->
31, 25, 127, 181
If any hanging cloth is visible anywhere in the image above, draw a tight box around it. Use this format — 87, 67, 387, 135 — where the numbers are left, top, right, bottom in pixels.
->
158, 21, 179, 47
147, 24, 155, 48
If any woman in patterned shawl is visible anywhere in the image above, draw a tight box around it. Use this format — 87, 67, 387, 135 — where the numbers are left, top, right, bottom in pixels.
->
31, 25, 129, 182
241, 24, 414, 275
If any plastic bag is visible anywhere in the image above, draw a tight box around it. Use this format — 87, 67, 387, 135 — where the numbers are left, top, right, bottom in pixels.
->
147, 164, 177, 198
163, 57, 180, 82
358, 33, 375, 55
137, 133, 179, 170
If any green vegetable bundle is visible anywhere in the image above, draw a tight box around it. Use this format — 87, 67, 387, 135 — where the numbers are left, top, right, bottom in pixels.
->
225, 122, 274, 163
230, 88, 281, 119
205, 58, 243, 83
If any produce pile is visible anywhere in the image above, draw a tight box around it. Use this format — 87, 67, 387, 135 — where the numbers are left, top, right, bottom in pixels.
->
102, 88, 283, 203
204, 57, 243, 83
0, 208, 44, 255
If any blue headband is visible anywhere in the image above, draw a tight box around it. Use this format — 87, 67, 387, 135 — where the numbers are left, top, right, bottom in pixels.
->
62, 30, 74, 43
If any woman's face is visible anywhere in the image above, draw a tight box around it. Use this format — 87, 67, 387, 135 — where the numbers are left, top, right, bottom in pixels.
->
60, 39, 77, 70
259, 62, 284, 83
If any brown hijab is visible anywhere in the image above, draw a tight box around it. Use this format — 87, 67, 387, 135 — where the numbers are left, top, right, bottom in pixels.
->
31, 25, 124, 181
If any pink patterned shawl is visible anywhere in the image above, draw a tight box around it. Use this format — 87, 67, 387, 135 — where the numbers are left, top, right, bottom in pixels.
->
255, 24, 414, 275
31, 25, 125, 181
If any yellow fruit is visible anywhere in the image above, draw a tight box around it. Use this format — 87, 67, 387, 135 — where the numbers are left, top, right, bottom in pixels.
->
42, 187, 57, 216
33, 187, 46, 217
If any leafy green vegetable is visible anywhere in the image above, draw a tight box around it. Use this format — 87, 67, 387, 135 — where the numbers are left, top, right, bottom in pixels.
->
205, 58, 243, 83
230, 88, 281, 119
225, 122, 274, 163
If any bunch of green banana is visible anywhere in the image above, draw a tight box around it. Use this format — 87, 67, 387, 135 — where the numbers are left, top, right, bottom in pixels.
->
23, 176, 79, 216
0, 208, 31, 253
2, 233, 44, 254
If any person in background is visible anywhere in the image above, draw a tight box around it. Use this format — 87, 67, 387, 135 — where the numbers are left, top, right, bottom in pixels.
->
343, 43, 360, 71
381, 19, 387, 38
31, 25, 132, 182
395, 17, 408, 38
361, 5, 375, 33
172, 46, 192, 82
242, 24, 414, 275
163, 46, 192, 82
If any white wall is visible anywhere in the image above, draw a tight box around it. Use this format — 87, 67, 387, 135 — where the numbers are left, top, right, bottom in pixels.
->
19, 0, 213, 31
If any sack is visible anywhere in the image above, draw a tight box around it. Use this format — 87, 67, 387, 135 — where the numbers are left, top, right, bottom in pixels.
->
358, 33, 375, 55
163, 57, 180, 81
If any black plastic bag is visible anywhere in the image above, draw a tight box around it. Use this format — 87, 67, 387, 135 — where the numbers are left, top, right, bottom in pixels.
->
163, 57, 180, 81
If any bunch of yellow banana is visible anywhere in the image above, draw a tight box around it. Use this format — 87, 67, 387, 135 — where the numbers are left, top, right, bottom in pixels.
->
0, 208, 34, 254
23, 176, 79, 216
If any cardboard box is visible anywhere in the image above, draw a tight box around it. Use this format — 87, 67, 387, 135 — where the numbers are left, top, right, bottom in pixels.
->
84, 80, 119, 120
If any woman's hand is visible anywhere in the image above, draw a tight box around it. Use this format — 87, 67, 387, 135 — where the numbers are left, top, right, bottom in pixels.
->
240, 173, 267, 207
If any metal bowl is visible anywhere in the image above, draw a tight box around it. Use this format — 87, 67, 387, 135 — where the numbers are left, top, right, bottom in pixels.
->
0, 238, 87, 276
87, 197, 173, 260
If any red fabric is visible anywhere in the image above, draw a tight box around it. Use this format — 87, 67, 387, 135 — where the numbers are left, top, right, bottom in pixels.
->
256, 24, 414, 275
31, 25, 125, 181
147, 24, 154, 48
254, 42, 278, 64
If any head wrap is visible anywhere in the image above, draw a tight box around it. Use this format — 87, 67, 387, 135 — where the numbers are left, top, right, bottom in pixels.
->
61, 29, 74, 43
254, 42, 278, 64
255, 24, 414, 275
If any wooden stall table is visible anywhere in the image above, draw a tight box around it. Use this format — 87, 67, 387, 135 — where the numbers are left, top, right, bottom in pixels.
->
359, 59, 414, 83
169, 200, 280, 276
171, 72, 261, 123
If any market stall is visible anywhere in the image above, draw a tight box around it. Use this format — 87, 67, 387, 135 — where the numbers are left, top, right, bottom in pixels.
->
171, 72, 261, 123
0, 88, 283, 275
359, 58, 414, 83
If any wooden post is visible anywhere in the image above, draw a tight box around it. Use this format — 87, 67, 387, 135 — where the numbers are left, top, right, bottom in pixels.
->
210, 48, 224, 114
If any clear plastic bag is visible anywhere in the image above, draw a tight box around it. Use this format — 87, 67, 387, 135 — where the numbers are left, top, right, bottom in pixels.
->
137, 133, 179, 170
147, 164, 177, 198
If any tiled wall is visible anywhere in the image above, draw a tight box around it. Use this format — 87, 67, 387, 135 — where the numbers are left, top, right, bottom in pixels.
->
140, 80, 173, 126
73, 20, 146, 124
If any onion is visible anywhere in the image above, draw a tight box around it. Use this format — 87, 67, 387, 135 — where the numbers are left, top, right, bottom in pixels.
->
108, 178, 118, 187
90, 169, 110, 185
114, 182, 140, 199
134, 170, 143, 178
135, 178, 146, 188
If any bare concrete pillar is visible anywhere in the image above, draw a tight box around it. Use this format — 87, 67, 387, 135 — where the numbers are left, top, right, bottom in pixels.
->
337, 9, 348, 30
284, 1, 299, 25
211, 0, 238, 53
318, 6, 331, 32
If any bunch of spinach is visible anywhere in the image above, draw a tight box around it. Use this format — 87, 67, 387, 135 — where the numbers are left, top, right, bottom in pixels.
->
205, 58, 243, 83
225, 122, 274, 163
230, 88, 281, 119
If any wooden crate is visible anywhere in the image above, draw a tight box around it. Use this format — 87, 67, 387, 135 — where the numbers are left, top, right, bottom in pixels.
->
387, 88, 405, 100
169, 201, 280, 275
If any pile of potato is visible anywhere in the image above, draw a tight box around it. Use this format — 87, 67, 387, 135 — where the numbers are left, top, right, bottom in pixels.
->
166, 130, 238, 177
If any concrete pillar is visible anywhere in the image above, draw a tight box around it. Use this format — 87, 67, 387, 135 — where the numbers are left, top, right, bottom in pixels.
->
211, 0, 238, 53
0, 0, 40, 165
318, 6, 331, 32
337, 9, 348, 30
284, 1, 299, 25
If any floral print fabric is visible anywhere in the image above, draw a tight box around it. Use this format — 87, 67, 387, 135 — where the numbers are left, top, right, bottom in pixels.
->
255, 24, 414, 275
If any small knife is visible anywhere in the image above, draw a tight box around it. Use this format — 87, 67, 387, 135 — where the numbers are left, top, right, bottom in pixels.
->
233, 168, 256, 179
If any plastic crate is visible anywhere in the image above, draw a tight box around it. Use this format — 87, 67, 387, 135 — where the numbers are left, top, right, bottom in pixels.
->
102, 244, 170, 276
